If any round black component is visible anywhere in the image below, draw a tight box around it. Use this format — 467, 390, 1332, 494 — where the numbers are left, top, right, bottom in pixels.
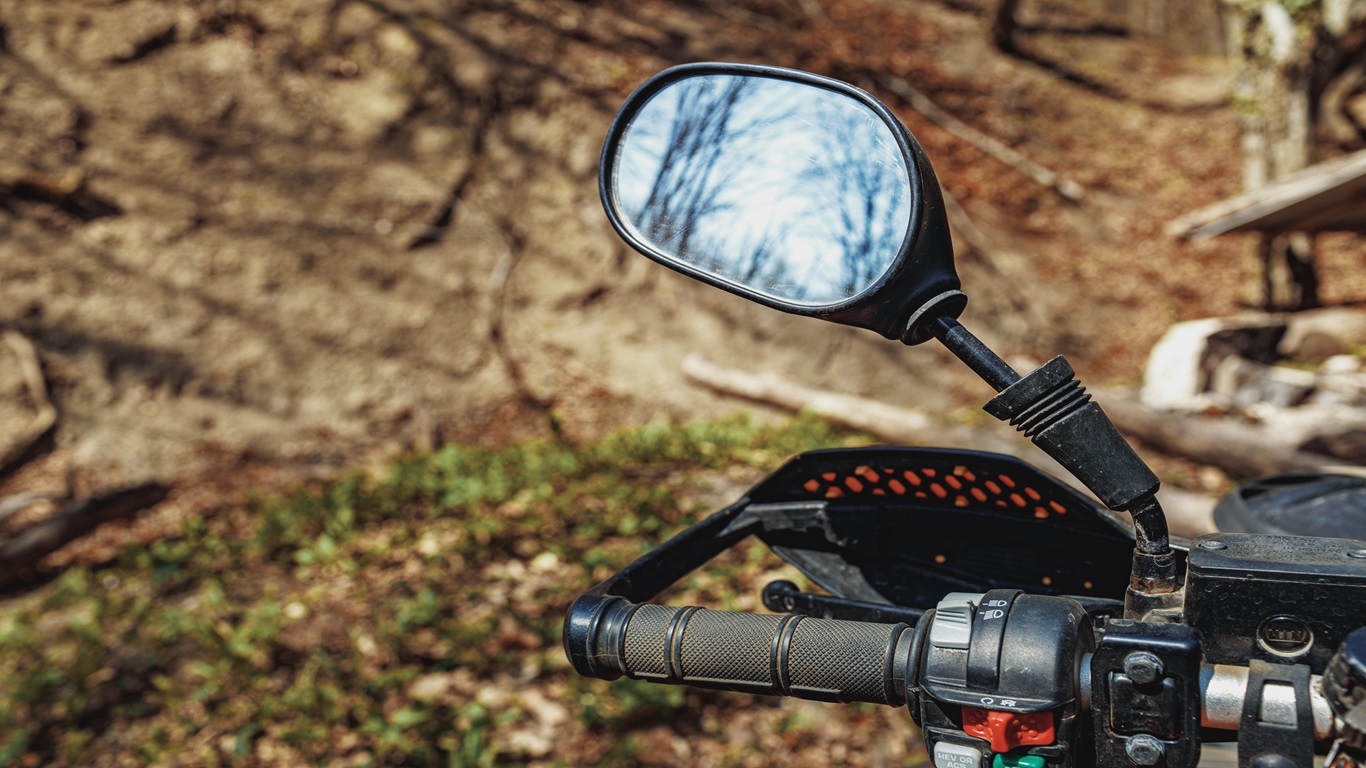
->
1213, 473, 1366, 539
1324, 627, 1366, 749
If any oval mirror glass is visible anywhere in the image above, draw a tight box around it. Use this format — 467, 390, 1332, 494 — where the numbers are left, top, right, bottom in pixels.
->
607, 74, 913, 306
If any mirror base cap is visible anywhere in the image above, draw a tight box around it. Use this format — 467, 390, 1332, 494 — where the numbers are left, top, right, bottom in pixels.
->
901, 290, 968, 345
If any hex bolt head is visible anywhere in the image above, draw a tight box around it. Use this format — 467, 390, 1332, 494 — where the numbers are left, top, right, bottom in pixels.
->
1199, 540, 1227, 551
1125, 734, 1165, 766
1123, 651, 1164, 685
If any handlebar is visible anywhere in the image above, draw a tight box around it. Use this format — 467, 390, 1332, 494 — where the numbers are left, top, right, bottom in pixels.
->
561, 487, 1366, 767
566, 596, 924, 706
567, 592, 1354, 768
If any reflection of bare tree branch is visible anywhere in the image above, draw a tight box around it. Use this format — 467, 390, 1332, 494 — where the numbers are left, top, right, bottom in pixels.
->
733, 223, 783, 284
799, 102, 909, 299
636, 78, 756, 258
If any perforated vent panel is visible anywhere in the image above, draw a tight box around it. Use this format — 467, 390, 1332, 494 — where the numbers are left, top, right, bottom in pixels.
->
795, 462, 1076, 521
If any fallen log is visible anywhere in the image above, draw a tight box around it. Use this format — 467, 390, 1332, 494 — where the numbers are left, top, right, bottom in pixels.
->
1092, 391, 1347, 478
0, 483, 169, 589
681, 355, 1217, 536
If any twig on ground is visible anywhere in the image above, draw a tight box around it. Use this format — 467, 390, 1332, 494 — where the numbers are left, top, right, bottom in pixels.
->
0, 482, 170, 589
0, 493, 50, 524
0, 331, 57, 480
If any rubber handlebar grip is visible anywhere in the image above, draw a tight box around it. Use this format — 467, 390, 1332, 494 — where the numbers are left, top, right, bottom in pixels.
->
575, 598, 915, 705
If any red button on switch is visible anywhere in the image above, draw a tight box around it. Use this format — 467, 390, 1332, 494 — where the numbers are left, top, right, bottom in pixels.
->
961, 706, 1055, 753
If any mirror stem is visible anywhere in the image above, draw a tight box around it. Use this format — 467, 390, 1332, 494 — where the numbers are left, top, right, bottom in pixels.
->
929, 315, 1179, 615
928, 316, 1020, 392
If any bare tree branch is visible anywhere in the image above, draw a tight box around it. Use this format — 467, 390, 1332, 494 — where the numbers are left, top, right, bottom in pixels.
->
875, 75, 1085, 202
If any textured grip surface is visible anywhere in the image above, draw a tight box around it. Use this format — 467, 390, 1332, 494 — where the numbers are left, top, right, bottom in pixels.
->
613, 603, 911, 705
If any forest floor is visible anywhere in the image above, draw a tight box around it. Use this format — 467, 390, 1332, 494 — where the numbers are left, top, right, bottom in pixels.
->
2, 0, 1365, 764
7, 0, 1366, 536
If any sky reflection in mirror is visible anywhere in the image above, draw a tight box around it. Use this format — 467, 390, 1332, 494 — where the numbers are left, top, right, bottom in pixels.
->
614, 75, 912, 305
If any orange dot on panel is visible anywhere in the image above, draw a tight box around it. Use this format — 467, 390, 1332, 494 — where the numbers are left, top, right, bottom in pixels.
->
803, 479, 820, 492
904, 470, 922, 486
826, 487, 844, 499
922, 468, 937, 477
930, 483, 947, 498
1010, 493, 1026, 507
873, 488, 886, 496
845, 477, 864, 492
971, 488, 988, 503
1034, 508, 1049, 519
934, 554, 947, 564
944, 475, 962, 490
888, 479, 906, 494
985, 481, 1002, 495
1050, 501, 1066, 514
999, 474, 1016, 488
822, 472, 836, 481
954, 496, 969, 507
1025, 487, 1041, 501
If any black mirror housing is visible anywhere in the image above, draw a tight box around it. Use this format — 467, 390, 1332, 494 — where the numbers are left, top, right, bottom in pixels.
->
599, 63, 964, 344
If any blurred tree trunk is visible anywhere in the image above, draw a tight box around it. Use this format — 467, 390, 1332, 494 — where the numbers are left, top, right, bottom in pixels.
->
1230, 0, 1366, 310
993, 0, 1023, 53
1139, 0, 1166, 36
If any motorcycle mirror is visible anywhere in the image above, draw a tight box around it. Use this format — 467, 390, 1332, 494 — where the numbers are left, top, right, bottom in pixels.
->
600, 63, 1183, 609
599, 63, 964, 344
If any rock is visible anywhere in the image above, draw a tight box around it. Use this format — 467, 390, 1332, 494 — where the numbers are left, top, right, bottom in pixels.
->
1141, 315, 1286, 410
1208, 355, 1265, 407
1260, 365, 1317, 408
1314, 363, 1366, 407
1321, 355, 1363, 375
1279, 307, 1366, 362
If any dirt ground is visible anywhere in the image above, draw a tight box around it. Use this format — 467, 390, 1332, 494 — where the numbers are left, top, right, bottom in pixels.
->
3, 1, 1365, 558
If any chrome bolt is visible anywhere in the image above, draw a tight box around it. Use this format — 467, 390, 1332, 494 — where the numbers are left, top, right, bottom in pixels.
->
1125, 734, 1165, 766
1348, 549, 1366, 559
1199, 540, 1227, 551
1123, 651, 1164, 685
